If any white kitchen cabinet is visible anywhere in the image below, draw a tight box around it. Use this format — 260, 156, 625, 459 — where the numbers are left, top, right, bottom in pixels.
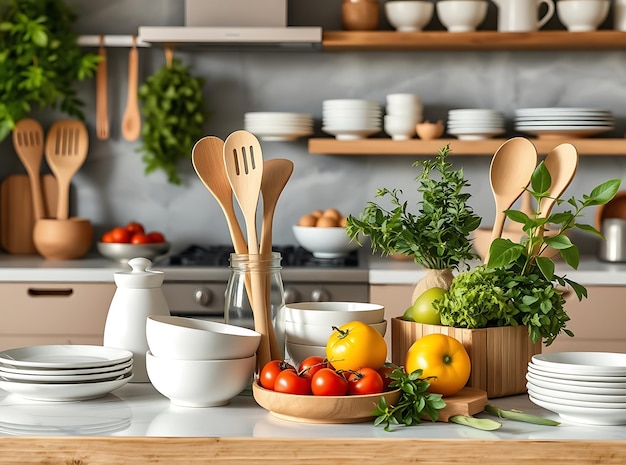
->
370, 284, 626, 353
0, 283, 115, 350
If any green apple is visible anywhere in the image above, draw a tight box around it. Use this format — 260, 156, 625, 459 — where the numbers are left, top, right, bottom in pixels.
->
402, 287, 446, 324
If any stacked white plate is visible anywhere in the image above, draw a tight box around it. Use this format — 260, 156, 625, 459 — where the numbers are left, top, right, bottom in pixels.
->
514, 108, 614, 138
527, 352, 626, 425
322, 99, 382, 141
447, 109, 506, 140
244, 112, 314, 141
0, 345, 133, 402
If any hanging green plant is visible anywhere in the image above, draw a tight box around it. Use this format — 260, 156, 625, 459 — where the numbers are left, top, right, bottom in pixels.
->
0, 0, 100, 141
137, 57, 209, 185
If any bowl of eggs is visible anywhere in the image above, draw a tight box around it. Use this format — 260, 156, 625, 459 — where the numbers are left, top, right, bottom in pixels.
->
293, 208, 359, 258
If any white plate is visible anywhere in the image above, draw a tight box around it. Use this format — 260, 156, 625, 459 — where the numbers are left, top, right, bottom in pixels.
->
532, 352, 626, 376
0, 345, 132, 370
513, 121, 613, 127
0, 372, 133, 402
515, 126, 612, 138
322, 127, 380, 140
0, 359, 133, 376
528, 388, 626, 409
515, 107, 612, 116
527, 381, 626, 403
528, 363, 626, 382
448, 129, 506, 140
514, 115, 613, 122
0, 363, 132, 383
526, 372, 626, 393
529, 394, 626, 426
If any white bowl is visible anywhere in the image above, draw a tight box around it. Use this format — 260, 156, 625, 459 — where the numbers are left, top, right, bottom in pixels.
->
292, 225, 359, 258
285, 341, 327, 366
436, 0, 488, 32
557, 0, 609, 32
146, 316, 261, 360
285, 319, 388, 346
532, 352, 626, 376
146, 351, 255, 407
284, 302, 385, 326
385, 1, 434, 32
97, 241, 170, 263
384, 114, 418, 140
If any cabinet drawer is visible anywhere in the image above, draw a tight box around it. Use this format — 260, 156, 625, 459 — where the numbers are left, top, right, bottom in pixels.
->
0, 283, 115, 336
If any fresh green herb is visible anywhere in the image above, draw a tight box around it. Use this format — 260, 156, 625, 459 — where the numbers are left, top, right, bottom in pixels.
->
449, 415, 502, 430
373, 368, 446, 432
485, 404, 560, 426
347, 145, 481, 270
137, 58, 209, 185
436, 162, 621, 345
0, 0, 100, 140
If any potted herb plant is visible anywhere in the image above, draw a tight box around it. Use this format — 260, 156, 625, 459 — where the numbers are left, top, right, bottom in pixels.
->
346, 145, 481, 302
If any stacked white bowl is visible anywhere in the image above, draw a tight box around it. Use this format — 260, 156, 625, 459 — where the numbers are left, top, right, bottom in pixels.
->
322, 99, 382, 140
447, 108, 506, 140
384, 93, 423, 140
527, 352, 626, 426
244, 112, 314, 141
283, 302, 387, 365
145, 316, 261, 407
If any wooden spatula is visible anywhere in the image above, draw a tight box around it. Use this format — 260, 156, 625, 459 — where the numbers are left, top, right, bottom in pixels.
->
12, 118, 46, 220
96, 35, 110, 141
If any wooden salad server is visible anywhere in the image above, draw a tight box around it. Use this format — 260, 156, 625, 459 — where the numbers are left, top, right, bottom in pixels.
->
12, 118, 46, 220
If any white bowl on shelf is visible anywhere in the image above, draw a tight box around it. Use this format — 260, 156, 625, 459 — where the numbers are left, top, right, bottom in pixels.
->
385, 1, 434, 32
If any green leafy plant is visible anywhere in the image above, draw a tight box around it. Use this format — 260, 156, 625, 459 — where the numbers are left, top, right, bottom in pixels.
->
436, 162, 621, 345
373, 367, 446, 432
137, 58, 209, 185
0, 0, 99, 140
347, 145, 481, 270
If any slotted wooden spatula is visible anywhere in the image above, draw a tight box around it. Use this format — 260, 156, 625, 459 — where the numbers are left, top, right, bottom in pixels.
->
12, 118, 46, 220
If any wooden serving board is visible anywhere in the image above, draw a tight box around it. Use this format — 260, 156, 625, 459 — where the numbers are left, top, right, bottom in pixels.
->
0, 174, 57, 254
436, 387, 488, 422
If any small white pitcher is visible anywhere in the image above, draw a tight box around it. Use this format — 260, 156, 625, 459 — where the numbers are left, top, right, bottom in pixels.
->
492, 0, 556, 32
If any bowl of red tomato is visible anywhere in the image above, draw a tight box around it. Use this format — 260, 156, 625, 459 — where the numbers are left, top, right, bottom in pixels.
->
98, 221, 169, 263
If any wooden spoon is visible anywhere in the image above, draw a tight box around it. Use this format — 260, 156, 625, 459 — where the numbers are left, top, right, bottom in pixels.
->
45, 120, 89, 220
260, 158, 294, 255
486, 137, 538, 263
191, 136, 247, 254
121, 35, 141, 141
95, 35, 109, 141
12, 119, 46, 220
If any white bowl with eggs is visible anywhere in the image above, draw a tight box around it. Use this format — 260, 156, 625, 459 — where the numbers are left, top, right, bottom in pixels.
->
294, 208, 358, 258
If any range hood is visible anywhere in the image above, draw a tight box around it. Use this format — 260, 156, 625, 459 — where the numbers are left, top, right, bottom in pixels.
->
137, 26, 322, 50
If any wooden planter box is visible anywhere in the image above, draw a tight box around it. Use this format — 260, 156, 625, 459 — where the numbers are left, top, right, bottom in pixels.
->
391, 318, 542, 398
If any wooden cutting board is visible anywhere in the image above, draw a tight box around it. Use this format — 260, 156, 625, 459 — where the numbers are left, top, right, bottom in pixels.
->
436, 387, 488, 422
0, 174, 57, 254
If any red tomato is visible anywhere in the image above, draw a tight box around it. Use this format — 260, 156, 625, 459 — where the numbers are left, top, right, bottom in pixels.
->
125, 221, 145, 236
147, 231, 166, 243
259, 360, 295, 390
110, 227, 132, 243
131, 233, 151, 244
311, 368, 349, 396
100, 231, 115, 243
298, 356, 328, 378
274, 369, 312, 395
347, 367, 384, 395
378, 364, 398, 391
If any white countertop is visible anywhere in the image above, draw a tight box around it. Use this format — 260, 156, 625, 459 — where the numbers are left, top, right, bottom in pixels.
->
0, 382, 625, 440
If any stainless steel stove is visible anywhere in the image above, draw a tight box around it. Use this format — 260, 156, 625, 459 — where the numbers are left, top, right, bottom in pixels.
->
157, 245, 370, 320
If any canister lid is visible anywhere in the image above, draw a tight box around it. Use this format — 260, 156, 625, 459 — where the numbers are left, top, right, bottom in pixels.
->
113, 257, 164, 289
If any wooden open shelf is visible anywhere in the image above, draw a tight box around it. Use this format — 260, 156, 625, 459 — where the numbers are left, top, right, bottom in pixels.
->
308, 138, 626, 156
322, 30, 626, 51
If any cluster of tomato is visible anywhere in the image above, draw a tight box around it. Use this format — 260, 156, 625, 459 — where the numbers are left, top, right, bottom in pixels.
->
100, 221, 166, 245
259, 356, 396, 397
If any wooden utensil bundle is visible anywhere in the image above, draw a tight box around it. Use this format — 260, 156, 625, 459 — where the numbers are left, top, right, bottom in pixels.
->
192, 131, 294, 371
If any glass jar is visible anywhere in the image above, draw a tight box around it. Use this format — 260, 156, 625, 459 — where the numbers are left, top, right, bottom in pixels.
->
224, 252, 285, 359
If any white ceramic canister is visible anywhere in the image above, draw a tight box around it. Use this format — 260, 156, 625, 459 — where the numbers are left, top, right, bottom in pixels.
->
104, 257, 170, 382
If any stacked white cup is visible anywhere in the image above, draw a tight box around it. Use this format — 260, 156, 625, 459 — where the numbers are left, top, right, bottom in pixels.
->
384, 93, 423, 141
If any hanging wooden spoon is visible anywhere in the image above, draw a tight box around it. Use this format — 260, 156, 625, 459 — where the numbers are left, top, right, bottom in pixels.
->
12, 119, 46, 220
95, 35, 109, 141
191, 136, 247, 254
260, 158, 294, 255
45, 120, 89, 220
121, 35, 141, 141
487, 137, 538, 263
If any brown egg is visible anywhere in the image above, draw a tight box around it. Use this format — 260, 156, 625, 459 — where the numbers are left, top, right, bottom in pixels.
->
310, 209, 323, 219
323, 208, 342, 220
316, 216, 339, 228
298, 214, 317, 227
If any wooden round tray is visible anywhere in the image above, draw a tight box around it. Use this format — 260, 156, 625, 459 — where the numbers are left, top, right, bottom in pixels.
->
252, 381, 401, 424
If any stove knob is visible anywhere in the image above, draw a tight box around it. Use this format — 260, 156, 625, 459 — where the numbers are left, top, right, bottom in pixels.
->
310, 288, 330, 302
194, 287, 213, 307
283, 287, 299, 304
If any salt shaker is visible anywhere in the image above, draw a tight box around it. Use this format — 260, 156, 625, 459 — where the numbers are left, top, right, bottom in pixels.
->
104, 257, 170, 382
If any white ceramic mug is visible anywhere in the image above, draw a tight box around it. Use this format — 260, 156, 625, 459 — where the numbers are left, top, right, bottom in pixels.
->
493, 0, 555, 32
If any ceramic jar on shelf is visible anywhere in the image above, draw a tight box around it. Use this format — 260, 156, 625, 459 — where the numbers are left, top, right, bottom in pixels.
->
342, 0, 380, 31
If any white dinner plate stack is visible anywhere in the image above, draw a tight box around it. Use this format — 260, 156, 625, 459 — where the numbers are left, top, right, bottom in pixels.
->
447, 109, 506, 140
0, 345, 133, 402
514, 108, 614, 138
322, 99, 382, 140
527, 352, 626, 426
244, 112, 314, 141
